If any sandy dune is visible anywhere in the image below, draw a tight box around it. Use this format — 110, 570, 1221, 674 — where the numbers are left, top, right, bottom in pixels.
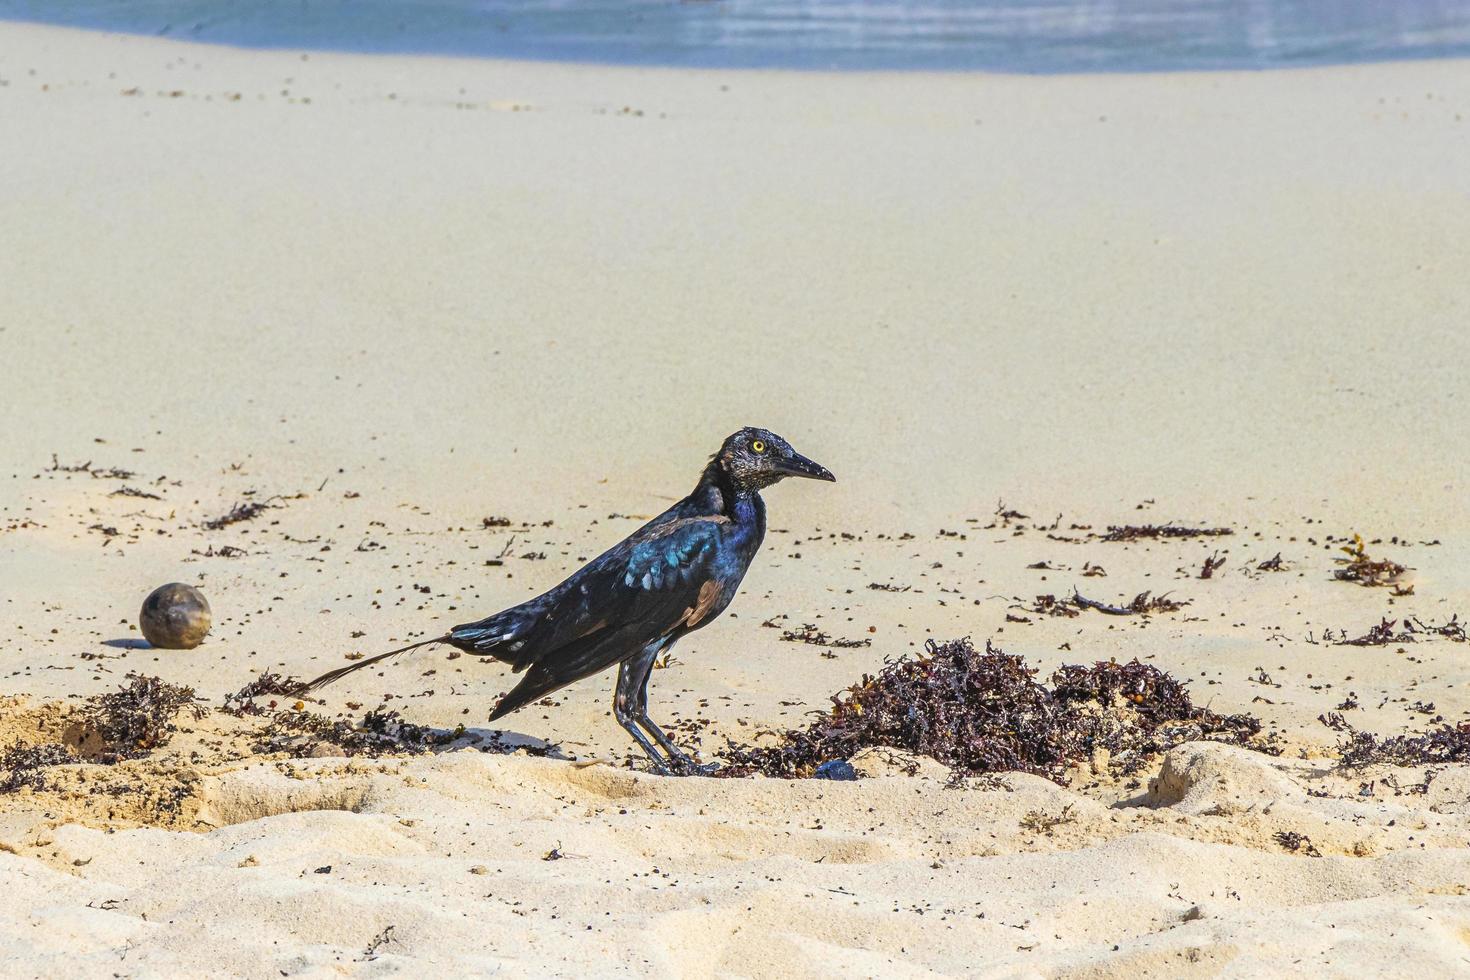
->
6, 723, 1470, 976
2, 23, 1470, 977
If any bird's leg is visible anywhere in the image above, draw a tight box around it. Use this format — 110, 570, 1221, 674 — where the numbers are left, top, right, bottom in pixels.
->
614, 659, 672, 774
632, 644, 718, 776
639, 713, 718, 776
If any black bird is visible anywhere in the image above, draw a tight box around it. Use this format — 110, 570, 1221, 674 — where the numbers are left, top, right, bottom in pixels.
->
300, 427, 835, 774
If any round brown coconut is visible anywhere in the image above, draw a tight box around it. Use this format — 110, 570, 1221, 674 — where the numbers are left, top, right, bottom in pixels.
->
139, 583, 212, 649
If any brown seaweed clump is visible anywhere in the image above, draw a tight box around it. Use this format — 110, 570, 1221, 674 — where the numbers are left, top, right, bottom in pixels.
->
719, 638, 1261, 782
0, 741, 73, 793
1, 676, 205, 792
1332, 534, 1406, 587
1333, 721, 1470, 768
83, 674, 207, 761
221, 672, 305, 716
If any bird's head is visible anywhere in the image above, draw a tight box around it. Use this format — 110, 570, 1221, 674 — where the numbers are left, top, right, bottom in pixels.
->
714, 427, 835, 492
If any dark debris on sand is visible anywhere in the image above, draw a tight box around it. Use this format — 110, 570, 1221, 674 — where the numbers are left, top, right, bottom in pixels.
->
1031, 590, 1188, 618
223, 672, 462, 757
1326, 716, 1470, 768
222, 672, 304, 716
778, 624, 872, 649
1071, 590, 1188, 616
45, 454, 136, 481
1334, 615, 1465, 647
1332, 534, 1406, 587
1100, 524, 1233, 543
719, 638, 1262, 783
201, 494, 294, 531
0, 742, 73, 793
1273, 830, 1322, 857
2, 675, 204, 790
83, 674, 207, 761
254, 707, 461, 758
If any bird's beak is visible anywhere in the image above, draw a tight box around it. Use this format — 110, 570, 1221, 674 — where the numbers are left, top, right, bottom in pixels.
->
777, 451, 836, 482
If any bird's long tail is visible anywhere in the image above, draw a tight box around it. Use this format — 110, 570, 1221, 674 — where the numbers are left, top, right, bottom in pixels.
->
297, 634, 450, 694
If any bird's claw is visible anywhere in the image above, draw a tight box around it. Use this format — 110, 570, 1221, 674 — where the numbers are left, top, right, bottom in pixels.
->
635, 752, 718, 777
677, 760, 721, 777
667, 753, 720, 777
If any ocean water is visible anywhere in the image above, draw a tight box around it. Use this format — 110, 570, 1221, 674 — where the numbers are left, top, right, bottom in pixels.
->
3, 0, 1470, 73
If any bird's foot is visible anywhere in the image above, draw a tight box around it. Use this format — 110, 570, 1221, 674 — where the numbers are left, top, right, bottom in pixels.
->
632, 750, 717, 777
668, 753, 720, 777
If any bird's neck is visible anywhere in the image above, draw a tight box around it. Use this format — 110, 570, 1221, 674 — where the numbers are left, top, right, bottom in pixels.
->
729, 491, 766, 538
693, 461, 764, 526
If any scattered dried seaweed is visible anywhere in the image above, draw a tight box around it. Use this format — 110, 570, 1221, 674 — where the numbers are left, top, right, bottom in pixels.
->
1332, 534, 1406, 586
202, 495, 289, 530
1272, 830, 1321, 857
1336, 617, 1415, 647
1198, 552, 1227, 579
82, 674, 206, 760
1020, 804, 1076, 836
1029, 590, 1187, 618
254, 707, 460, 758
47, 454, 136, 480
1256, 553, 1286, 572
1030, 594, 1080, 618
0, 741, 73, 793
1414, 615, 1467, 642
778, 624, 871, 649
1334, 615, 1466, 647
1101, 524, 1233, 543
1070, 590, 1188, 616
47, 454, 97, 474
191, 544, 248, 558
360, 925, 396, 962
88, 524, 120, 542
222, 673, 305, 717
986, 501, 1030, 528
1334, 720, 1470, 768
109, 486, 162, 500
718, 638, 1261, 783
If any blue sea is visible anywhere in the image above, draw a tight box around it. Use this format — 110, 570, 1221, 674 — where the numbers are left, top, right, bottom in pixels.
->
3, 1, 1470, 73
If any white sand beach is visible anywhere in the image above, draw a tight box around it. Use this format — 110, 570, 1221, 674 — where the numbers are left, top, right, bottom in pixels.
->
2, 23, 1470, 976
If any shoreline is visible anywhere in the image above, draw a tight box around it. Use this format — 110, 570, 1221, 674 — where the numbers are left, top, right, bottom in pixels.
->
6, 10, 1470, 76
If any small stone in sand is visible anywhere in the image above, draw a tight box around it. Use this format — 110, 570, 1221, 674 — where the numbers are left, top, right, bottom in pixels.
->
139, 583, 211, 649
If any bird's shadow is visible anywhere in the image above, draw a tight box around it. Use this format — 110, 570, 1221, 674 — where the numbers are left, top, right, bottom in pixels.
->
102, 638, 151, 650
432, 725, 574, 762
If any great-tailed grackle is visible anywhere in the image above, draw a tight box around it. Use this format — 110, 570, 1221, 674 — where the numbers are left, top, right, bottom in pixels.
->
300, 427, 834, 774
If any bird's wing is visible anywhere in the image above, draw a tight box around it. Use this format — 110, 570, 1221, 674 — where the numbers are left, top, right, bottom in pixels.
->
451, 517, 729, 669
473, 518, 735, 720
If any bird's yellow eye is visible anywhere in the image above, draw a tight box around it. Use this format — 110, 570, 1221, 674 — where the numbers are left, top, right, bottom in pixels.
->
751, 440, 766, 454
